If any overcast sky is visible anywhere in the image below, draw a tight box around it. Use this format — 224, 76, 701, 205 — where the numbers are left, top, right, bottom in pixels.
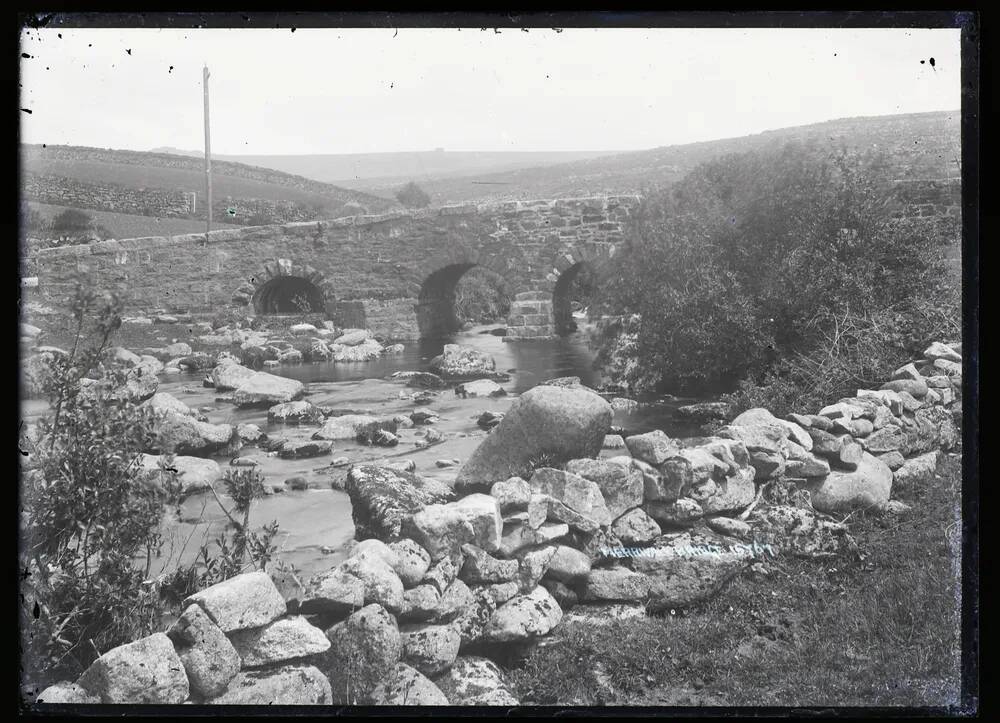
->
19, 26, 961, 155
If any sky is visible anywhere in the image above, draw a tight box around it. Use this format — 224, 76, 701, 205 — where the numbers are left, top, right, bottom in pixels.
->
19, 26, 962, 155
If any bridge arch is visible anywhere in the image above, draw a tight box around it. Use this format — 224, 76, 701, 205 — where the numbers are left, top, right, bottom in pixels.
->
230, 259, 335, 315
414, 247, 519, 339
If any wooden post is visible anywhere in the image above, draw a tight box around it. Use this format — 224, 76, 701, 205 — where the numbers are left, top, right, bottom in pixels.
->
203, 65, 212, 235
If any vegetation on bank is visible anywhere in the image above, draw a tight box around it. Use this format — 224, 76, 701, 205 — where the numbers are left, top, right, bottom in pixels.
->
19, 283, 280, 694
593, 142, 961, 413
510, 449, 963, 707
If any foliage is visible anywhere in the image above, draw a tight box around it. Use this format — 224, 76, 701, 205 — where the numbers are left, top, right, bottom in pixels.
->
395, 181, 432, 209
19, 283, 181, 688
195, 468, 281, 588
595, 143, 957, 396
453, 267, 512, 325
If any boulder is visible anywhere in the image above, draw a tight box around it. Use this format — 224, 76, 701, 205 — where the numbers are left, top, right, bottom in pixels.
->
333, 338, 384, 362
483, 585, 563, 642
880, 378, 928, 399
313, 414, 396, 441
399, 622, 462, 677
207, 665, 332, 705
422, 557, 459, 595
35, 682, 100, 704
635, 531, 751, 610
490, 476, 531, 512
644, 497, 703, 526
748, 505, 855, 558
515, 546, 557, 591
323, 604, 401, 704
268, 400, 324, 424
77, 633, 188, 704
498, 520, 569, 558
582, 567, 651, 602
388, 539, 433, 588
278, 440, 332, 459
544, 545, 592, 583
232, 372, 306, 406
434, 655, 520, 706
333, 328, 369, 346
477, 410, 505, 431
228, 616, 331, 668
211, 361, 257, 392
894, 451, 939, 487
565, 458, 644, 519
401, 494, 503, 563
345, 465, 455, 542
430, 344, 503, 381
183, 571, 287, 633
529, 467, 612, 527
455, 379, 506, 398
140, 453, 221, 495
610, 507, 662, 545
432, 579, 475, 623
705, 516, 751, 538
454, 385, 612, 493
624, 429, 681, 466
924, 342, 961, 363
460, 544, 519, 584
340, 555, 406, 614
165, 604, 241, 700
299, 567, 366, 616
400, 584, 443, 622
802, 452, 893, 513
145, 391, 196, 417
370, 663, 449, 705
151, 410, 236, 456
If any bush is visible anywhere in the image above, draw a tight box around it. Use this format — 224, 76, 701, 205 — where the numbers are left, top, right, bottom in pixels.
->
19, 283, 181, 689
395, 181, 431, 209
596, 143, 957, 398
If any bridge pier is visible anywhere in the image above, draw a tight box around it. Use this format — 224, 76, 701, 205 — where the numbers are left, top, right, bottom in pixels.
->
505, 291, 556, 340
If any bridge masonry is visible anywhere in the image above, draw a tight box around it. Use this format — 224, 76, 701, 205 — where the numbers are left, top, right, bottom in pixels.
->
24, 195, 641, 341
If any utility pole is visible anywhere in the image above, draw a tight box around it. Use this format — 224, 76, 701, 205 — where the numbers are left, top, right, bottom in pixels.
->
203, 64, 212, 235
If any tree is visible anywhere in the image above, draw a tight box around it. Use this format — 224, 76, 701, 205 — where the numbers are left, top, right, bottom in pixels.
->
50, 209, 95, 238
395, 181, 432, 209
596, 142, 953, 397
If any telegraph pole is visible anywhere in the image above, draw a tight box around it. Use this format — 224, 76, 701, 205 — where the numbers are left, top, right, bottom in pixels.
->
203, 64, 212, 234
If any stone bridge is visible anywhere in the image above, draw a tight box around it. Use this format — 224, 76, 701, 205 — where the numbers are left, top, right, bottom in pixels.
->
25, 195, 641, 341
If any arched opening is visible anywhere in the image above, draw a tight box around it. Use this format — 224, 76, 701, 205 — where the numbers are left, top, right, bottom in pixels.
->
417, 264, 512, 339
252, 276, 326, 315
552, 262, 601, 335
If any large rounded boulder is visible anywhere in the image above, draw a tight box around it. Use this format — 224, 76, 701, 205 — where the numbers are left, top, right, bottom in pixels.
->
454, 385, 613, 494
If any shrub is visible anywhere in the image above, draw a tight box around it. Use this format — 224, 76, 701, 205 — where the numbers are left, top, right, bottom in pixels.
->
395, 181, 431, 209
19, 283, 181, 689
453, 267, 512, 325
596, 143, 956, 398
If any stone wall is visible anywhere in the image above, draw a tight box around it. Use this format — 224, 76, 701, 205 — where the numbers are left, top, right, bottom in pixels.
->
23, 173, 198, 219
31, 340, 962, 707
26, 195, 642, 341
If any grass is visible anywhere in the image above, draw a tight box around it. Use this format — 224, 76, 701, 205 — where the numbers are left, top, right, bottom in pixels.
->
26, 202, 218, 240
509, 449, 965, 708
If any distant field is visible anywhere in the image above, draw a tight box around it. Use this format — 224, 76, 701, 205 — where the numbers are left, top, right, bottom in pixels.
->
23, 158, 331, 206
26, 201, 227, 239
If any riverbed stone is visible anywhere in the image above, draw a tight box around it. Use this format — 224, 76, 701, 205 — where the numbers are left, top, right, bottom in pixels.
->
232, 371, 305, 406
345, 465, 456, 542
184, 571, 288, 632
140, 453, 221, 495
151, 410, 236, 456
454, 384, 613, 493
455, 379, 506, 398
211, 360, 257, 392
268, 400, 324, 424
77, 633, 188, 704
430, 344, 501, 381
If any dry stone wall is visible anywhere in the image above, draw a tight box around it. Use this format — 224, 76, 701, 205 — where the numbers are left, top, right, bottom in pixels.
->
33, 340, 961, 707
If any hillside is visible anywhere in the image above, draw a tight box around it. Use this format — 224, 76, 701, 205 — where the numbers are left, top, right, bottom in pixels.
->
20, 144, 399, 229
397, 111, 961, 205
154, 148, 624, 190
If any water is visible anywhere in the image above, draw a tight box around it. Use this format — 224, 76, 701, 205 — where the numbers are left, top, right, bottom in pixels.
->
29, 323, 717, 582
